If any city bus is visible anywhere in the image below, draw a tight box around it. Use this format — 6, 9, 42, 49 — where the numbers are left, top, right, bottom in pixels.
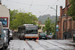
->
18, 24, 38, 40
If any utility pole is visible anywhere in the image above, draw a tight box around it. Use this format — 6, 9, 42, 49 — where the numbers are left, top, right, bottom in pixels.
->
50, 5, 58, 39
55, 5, 57, 39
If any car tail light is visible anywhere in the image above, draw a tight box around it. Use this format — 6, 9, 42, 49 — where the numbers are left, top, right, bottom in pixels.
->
39, 35, 41, 37
46, 35, 47, 37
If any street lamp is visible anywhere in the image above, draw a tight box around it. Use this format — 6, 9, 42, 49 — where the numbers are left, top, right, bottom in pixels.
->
50, 5, 58, 39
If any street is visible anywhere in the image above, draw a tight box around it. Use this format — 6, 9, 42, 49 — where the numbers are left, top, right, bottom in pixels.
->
6, 36, 75, 50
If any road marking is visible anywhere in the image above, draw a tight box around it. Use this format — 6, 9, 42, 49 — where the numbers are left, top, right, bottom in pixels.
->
27, 41, 46, 50
8, 40, 32, 50
45, 40, 74, 50
38, 40, 63, 50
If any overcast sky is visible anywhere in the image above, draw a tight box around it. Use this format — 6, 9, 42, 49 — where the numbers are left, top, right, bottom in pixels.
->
2, 0, 65, 17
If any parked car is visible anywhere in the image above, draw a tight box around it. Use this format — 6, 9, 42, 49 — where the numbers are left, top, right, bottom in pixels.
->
18, 30, 25, 40
9, 30, 13, 40
47, 35, 53, 39
39, 33, 47, 40
3, 29, 9, 48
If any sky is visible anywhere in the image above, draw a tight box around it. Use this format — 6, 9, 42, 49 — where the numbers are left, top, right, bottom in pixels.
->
2, 0, 65, 17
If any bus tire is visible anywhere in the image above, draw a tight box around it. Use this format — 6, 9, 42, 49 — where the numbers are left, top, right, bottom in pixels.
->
34, 39, 36, 41
39, 38, 40, 40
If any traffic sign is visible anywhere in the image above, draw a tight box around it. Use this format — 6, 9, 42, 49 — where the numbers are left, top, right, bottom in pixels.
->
50, 33, 52, 35
56, 25, 59, 28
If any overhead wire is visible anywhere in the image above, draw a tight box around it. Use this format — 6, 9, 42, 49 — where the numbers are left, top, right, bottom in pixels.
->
51, 0, 59, 6
6, 0, 56, 6
29, 0, 33, 12
40, 5, 50, 14
6, 0, 30, 5
40, 0, 59, 15
6, 0, 63, 16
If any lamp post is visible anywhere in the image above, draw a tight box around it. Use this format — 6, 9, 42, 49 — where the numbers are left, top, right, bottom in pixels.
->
50, 5, 58, 39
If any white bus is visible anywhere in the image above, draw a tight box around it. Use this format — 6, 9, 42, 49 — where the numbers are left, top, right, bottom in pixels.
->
18, 24, 38, 40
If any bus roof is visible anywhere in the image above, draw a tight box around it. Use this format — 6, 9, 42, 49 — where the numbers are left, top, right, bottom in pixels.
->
23, 24, 33, 25
18, 24, 37, 28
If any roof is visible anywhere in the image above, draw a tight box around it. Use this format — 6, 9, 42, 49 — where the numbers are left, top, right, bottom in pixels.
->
0, 5, 10, 17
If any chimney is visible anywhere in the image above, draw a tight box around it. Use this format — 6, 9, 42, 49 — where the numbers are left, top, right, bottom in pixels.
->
65, 0, 67, 6
0, 0, 1, 5
60, 6, 62, 17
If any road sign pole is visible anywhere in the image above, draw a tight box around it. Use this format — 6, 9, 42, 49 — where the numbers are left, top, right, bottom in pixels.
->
55, 5, 57, 39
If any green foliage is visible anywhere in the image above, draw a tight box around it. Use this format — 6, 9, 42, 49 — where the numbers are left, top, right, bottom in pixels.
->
43, 17, 55, 35
10, 10, 38, 30
67, 0, 75, 20
38, 24, 41, 29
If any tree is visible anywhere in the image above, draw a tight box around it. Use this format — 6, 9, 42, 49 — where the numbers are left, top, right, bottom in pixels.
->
10, 10, 18, 30
67, 0, 75, 20
43, 17, 55, 35
50, 23, 55, 34
10, 10, 38, 30
44, 17, 51, 34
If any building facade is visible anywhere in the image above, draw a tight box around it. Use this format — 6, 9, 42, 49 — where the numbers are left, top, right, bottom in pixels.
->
57, 0, 75, 39
0, 0, 10, 29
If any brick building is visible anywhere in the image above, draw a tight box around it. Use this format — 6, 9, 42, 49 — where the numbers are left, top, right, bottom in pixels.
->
57, 0, 75, 39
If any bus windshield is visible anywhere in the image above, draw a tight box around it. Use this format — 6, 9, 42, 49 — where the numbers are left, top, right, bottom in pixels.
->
26, 30, 37, 34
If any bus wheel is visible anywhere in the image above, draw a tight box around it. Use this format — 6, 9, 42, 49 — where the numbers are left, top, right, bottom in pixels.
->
39, 38, 41, 40
29, 39, 32, 40
34, 39, 36, 41
24, 38, 26, 40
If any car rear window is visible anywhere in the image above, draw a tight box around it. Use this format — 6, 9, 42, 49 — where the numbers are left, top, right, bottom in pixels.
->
40, 33, 47, 35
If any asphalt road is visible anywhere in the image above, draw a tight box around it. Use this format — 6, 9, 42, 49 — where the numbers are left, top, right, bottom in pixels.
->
5, 34, 75, 50
7, 37, 75, 50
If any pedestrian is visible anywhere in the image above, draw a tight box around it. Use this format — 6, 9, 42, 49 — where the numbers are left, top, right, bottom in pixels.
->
64, 33, 67, 39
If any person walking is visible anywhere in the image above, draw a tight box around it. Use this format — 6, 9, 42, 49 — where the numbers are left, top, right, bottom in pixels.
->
64, 33, 67, 39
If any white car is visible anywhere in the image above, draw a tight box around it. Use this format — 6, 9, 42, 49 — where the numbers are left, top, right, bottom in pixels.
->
9, 30, 13, 40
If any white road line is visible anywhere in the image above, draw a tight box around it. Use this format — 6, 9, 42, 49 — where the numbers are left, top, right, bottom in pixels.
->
8, 40, 32, 50
38, 40, 63, 50
53, 40, 75, 45
27, 41, 46, 50
45, 40, 74, 50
